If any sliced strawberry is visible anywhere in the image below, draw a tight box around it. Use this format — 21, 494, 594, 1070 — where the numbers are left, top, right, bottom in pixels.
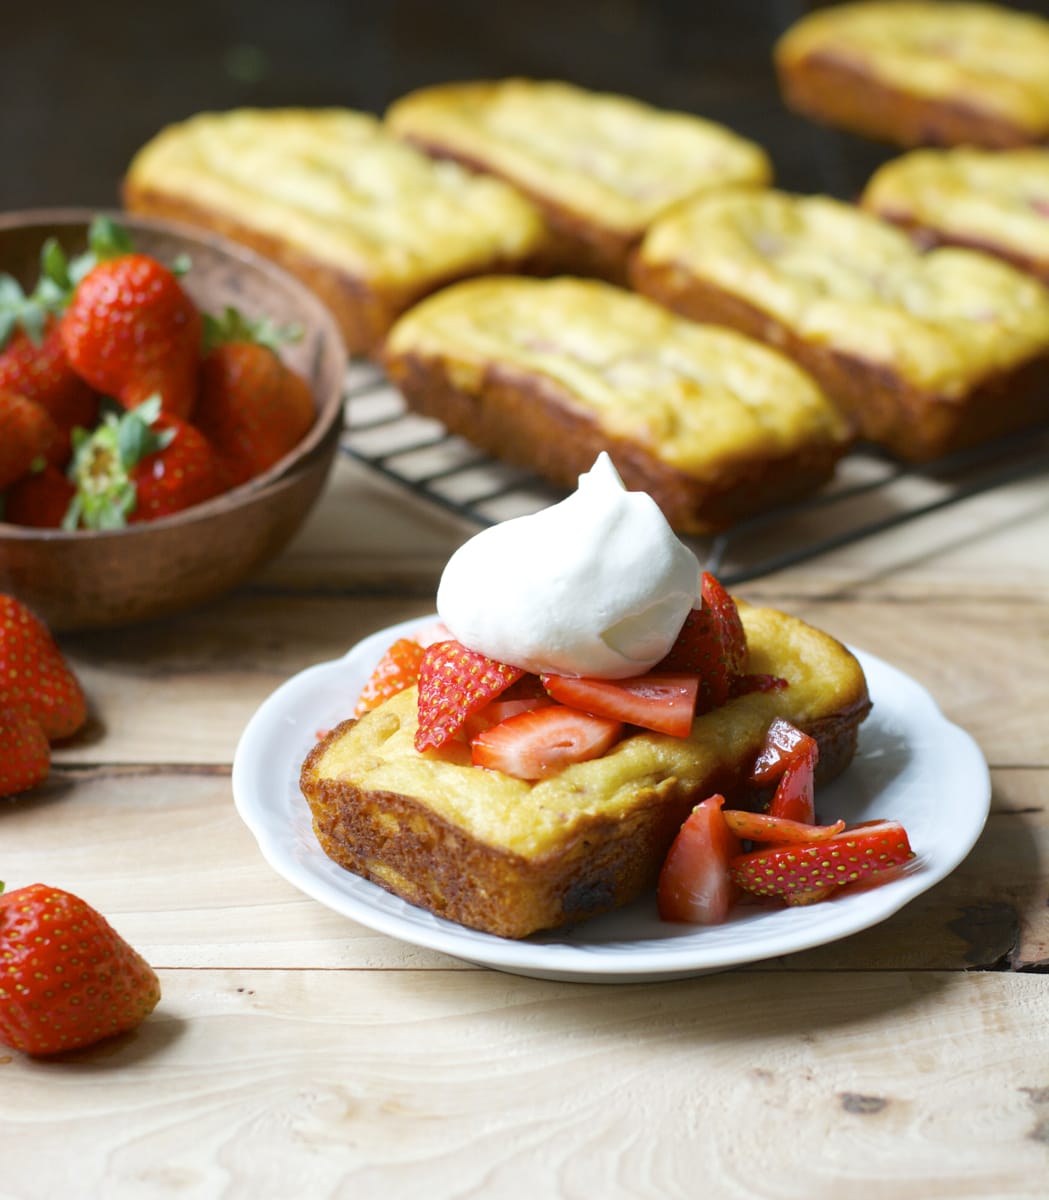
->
729, 820, 914, 905
657, 794, 742, 924
767, 738, 817, 825
471, 704, 622, 780
476, 696, 554, 725
415, 640, 524, 752
541, 672, 698, 737
731, 673, 789, 699
749, 717, 819, 784
722, 809, 845, 845
655, 606, 726, 702
701, 572, 747, 678
355, 637, 425, 716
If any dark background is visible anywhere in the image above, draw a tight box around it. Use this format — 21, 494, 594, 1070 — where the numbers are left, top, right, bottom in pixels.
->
5, 0, 1049, 214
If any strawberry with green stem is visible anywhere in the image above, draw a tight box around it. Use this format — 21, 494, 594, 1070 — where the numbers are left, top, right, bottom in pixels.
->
66, 395, 224, 528
193, 306, 315, 486
60, 219, 201, 419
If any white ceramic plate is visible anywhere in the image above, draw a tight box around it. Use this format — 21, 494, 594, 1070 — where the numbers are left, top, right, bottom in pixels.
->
233, 615, 990, 983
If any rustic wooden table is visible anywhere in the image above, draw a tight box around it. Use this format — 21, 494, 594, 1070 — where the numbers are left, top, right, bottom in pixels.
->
3, 412, 1047, 1197
4, 2, 1049, 1195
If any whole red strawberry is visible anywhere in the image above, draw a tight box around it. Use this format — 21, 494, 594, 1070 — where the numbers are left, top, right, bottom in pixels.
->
61, 253, 202, 419
0, 595, 87, 740
3, 464, 76, 528
0, 883, 161, 1055
0, 708, 50, 798
67, 396, 225, 527
0, 320, 99, 459
0, 389, 64, 490
194, 308, 315, 486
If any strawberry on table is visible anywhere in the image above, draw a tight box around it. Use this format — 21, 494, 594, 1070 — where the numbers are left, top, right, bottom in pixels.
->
0, 389, 63, 490
0, 595, 87, 741
61, 251, 202, 419
355, 637, 425, 716
0, 883, 160, 1056
729, 821, 915, 905
657, 794, 742, 924
193, 307, 315, 487
66, 396, 225, 528
0, 708, 50, 798
3, 464, 76, 528
541, 672, 698, 737
471, 704, 623, 780
415, 640, 524, 751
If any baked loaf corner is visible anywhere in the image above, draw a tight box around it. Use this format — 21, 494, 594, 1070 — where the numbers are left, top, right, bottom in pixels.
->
300, 602, 872, 939
382, 275, 852, 533
861, 147, 1049, 287
386, 78, 773, 283
632, 188, 1049, 461
122, 106, 553, 356
774, 1, 1049, 148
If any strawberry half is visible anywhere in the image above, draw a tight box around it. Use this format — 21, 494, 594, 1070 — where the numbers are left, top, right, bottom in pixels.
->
729, 821, 915, 905
471, 704, 623, 780
655, 572, 747, 713
415, 640, 524, 751
767, 737, 818, 825
657, 794, 742, 925
749, 718, 819, 785
541, 672, 698, 737
355, 638, 425, 716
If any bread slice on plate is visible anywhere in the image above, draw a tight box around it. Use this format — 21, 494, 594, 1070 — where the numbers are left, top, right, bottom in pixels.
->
300, 602, 871, 940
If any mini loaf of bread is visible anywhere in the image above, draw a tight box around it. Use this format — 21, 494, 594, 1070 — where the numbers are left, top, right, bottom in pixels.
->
862, 147, 1049, 287
382, 276, 852, 533
631, 189, 1049, 461
775, 1, 1049, 148
385, 79, 772, 283
300, 602, 872, 939
122, 108, 552, 356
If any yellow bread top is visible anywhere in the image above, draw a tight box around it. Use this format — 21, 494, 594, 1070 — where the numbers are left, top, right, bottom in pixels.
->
638, 189, 1049, 396
385, 79, 772, 237
384, 276, 849, 470
775, 2, 1049, 135
310, 603, 868, 860
124, 108, 550, 288
863, 147, 1049, 263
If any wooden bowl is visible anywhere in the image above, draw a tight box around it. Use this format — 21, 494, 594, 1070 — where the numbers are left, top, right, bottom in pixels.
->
0, 209, 347, 630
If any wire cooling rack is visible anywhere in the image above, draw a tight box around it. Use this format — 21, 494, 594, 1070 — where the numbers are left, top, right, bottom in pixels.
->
340, 361, 1049, 586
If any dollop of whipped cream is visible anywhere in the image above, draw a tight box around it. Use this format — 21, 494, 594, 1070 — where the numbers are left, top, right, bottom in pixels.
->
436, 453, 700, 678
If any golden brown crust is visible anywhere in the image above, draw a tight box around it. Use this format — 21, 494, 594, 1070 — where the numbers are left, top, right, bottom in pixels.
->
385, 349, 848, 533
631, 254, 1049, 461
299, 604, 873, 939
776, 48, 1037, 149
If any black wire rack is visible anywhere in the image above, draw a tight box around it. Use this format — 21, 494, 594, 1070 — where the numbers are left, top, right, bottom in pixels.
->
339, 362, 1049, 587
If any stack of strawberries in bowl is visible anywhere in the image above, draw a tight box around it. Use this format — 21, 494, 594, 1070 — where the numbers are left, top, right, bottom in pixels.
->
0, 210, 346, 630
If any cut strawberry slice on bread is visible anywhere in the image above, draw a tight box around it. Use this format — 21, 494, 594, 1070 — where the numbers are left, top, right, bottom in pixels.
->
541, 672, 698, 737
471, 705, 623, 780
415, 640, 524, 751
355, 637, 425, 716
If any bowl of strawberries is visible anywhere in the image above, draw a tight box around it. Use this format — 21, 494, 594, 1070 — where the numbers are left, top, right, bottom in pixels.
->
0, 209, 346, 630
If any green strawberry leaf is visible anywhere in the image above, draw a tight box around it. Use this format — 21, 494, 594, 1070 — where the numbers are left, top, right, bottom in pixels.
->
202, 304, 302, 354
